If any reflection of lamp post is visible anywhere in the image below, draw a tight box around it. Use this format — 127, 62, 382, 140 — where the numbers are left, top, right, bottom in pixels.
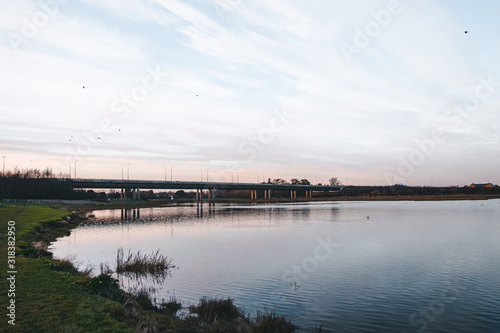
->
74, 160, 78, 178
127, 163, 131, 180
68, 161, 71, 179
171, 166, 175, 181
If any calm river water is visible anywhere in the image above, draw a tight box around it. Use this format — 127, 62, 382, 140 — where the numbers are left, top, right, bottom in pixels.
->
50, 200, 500, 332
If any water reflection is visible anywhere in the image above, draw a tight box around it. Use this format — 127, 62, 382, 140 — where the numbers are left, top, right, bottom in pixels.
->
120, 208, 141, 221
52, 200, 500, 332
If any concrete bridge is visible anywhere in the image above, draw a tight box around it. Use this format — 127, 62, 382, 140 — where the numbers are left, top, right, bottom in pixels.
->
62, 178, 343, 201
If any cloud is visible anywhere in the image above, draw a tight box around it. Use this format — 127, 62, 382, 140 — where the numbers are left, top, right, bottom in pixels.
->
1, 0, 499, 184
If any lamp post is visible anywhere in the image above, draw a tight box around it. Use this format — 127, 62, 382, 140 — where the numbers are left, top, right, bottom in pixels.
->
2, 156, 6, 176
120, 164, 124, 180
74, 160, 78, 178
67, 161, 71, 179
127, 163, 131, 180
171, 165, 175, 181
164, 167, 167, 181
206, 168, 210, 182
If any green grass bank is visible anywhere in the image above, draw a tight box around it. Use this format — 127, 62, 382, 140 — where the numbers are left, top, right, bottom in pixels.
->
0, 204, 307, 332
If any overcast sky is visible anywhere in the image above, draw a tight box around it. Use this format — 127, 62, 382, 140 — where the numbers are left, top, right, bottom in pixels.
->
1, 0, 499, 186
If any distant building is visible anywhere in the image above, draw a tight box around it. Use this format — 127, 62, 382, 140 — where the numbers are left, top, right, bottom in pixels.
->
469, 183, 496, 188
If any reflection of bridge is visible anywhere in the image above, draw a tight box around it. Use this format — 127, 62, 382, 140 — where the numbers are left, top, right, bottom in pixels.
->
63, 179, 343, 201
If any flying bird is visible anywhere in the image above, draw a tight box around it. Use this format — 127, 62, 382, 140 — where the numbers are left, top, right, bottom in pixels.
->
83, 85, 85, 88
465, 31, 468, 34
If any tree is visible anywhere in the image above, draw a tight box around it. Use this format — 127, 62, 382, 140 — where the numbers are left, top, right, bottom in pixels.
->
329, 178, 342, 186
300, 179, 310, 185
174, 190, 186, 198
272, 178, 286, 185
290, 178, 300, 185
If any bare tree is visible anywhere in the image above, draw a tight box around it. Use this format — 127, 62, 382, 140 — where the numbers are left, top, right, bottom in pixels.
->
329, 177, 342, 186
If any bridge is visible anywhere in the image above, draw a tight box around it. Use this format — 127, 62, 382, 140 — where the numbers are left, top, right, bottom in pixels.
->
62, 178, 344, 201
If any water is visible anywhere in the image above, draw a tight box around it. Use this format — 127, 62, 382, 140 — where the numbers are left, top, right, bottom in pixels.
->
50, 200, 500, 332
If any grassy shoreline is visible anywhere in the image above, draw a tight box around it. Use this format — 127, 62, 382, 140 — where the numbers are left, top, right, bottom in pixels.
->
0, 205, 133, 332
0, 204, 303, 332
2, 195, 498, 331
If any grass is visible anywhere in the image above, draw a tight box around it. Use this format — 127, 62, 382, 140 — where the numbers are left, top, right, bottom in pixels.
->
254, 310, 300, 333
0, 204, 304, 332
116, 248, 173, 278
0, 205, 132, 332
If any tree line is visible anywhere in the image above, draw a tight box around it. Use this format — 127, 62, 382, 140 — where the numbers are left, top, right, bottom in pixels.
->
0, 168, 97, 200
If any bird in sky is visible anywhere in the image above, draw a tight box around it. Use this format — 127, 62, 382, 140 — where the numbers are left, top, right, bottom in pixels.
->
465, 31, 468, 34
83, 85, 85, 88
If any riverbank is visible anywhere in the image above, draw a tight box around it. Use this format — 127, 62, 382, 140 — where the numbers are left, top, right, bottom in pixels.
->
0, 204, 305, 332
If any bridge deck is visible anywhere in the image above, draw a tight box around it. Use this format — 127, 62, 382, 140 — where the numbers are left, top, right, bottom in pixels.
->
62, 178, 343, 192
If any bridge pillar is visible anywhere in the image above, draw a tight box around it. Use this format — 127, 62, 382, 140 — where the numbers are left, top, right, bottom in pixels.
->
137, 187, 140, 200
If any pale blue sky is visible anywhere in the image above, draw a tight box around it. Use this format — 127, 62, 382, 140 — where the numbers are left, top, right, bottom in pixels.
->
1, 0, 499, 186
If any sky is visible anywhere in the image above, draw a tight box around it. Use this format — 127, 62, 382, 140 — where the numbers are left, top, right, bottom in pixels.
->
1, 0, 499, 186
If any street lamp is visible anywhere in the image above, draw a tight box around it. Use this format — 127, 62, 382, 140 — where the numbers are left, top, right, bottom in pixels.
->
164, 167, 167, 181
74, 160, 78, 178
2, 156, 5, 176
120, 164, 124, 180
206, 168, 210, 182
171, 165, 175, 181
67, 161, 71, 179
127, 163, 131, 180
